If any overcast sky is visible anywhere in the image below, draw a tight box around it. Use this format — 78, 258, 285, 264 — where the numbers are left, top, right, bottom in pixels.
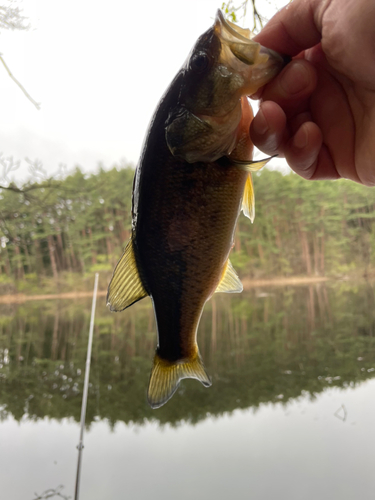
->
0, 0, 286, 184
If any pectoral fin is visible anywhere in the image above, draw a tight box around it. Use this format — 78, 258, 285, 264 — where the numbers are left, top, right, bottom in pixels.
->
236, 155, 276, 222
148, 351, 211, 409
215, 259, 243, 293
242, 173, 255, 222
106, 237, 148, 312
231, 154, 276, 172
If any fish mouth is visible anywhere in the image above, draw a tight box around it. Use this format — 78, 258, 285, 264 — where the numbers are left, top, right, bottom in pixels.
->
214, 9, 285, 92
215, 9, 254, 46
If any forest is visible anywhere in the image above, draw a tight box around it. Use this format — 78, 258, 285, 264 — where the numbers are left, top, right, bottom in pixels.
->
0, 162, 374, 293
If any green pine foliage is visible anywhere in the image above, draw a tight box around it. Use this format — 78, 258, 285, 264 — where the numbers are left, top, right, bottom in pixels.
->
234, 170, 375, 279
0, 164, 374, 289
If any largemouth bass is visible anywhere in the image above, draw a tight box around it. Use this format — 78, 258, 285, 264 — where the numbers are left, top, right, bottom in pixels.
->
107, 11, 285, 408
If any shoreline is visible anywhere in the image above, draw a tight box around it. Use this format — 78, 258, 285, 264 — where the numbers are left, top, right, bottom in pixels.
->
242, 276, 330, 288
0, 290, 108, 304
0, 276, 333, 304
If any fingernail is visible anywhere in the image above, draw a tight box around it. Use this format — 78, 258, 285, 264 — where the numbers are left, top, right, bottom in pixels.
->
280, 61, 309, 95
293, 125, 308, 149
254, 107, 269, 135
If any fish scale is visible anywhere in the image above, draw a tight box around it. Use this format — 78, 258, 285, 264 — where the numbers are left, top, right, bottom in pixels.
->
107, 10, 286, 408
138, 161, 248, 353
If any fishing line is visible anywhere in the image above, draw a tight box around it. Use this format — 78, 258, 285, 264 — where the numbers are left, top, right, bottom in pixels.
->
74, 273, 99, 500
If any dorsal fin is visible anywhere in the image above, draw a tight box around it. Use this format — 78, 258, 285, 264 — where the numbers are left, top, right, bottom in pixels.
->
215, 259, 243, 293
242, 173, 255, 222
106, 236, 148, 312
148, 350, 211, 409
231, 154, 276, 172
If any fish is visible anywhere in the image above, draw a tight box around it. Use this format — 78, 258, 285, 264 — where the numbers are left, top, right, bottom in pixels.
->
107, 10, 286, 408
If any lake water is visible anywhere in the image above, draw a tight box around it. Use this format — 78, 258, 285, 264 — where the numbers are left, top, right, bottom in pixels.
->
1, 280, 375, 500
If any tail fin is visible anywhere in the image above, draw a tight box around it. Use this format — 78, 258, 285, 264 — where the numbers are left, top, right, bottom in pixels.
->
147, 351, 211, 409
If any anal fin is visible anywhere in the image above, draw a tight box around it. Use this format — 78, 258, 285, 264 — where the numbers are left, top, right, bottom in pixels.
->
106, 236, 148, 312
242, 173, 255, 222
148, 350, 211, 409
215, 259, 243, 294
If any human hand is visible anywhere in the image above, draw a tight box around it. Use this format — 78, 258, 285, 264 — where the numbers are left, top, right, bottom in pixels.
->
250, 0, 375, 185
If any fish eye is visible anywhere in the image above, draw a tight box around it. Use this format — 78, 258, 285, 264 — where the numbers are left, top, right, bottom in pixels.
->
190, 52, 209, 73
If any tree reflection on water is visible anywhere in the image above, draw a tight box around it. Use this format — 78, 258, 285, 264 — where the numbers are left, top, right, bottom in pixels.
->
1, 281, 375, 426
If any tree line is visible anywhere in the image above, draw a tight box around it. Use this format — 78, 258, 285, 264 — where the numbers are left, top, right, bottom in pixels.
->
0, 162, 374, 289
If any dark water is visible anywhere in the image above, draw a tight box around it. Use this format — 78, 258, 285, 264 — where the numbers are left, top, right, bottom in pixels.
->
1, 281, 375, 499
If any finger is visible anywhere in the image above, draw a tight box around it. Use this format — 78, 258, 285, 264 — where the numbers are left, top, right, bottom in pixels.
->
311, 146, 341, 181
250, 101, 288, 156
261, 60, 317, 115
253, 0, 324, 56
308, 65, 359, 183
289, 111, 313, 135
283, 122, 338, 180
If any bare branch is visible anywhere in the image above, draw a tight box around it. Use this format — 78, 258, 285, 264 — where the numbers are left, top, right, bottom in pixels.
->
221, 0, 248, 23
0, 53, 40, 109
0, 2, 30, 32
221, 0, 267, 32
251, 0, 264, 30
0, 181, 55, 193
31, 485, 71, 500
0, 154, 20, 182
0, 155, 101, 211
25, 157, 48, 179
0, 182, 24, 192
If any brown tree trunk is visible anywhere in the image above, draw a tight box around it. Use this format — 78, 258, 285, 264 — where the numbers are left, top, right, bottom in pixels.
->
48, 235, 59, 280
65, 244, 73, 273
298, 221, 312, 275
14, 244, 24, 280
313, 233, 319, 275
105, 224, 114, 265
257, 242, 264, 261
24, 244, 33, 273
273, 216, 282, 251
2, 245, 11, 276
320, 232, 325, 275
70, 244, 78, 271
34, 239, 44, 278
88, 227, 97, 265
319, 207, 325, 275
117, 211, 129, 243
56, 231, 65, 270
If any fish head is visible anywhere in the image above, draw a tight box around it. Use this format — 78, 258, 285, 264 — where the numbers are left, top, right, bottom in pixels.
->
166, 10, 286, 163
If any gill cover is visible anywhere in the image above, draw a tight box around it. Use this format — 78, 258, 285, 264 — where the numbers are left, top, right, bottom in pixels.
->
165, 106, 240, 163
165, 10, 285, 164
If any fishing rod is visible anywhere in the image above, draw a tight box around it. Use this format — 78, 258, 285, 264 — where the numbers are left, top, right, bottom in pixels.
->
74, 273, 99, 500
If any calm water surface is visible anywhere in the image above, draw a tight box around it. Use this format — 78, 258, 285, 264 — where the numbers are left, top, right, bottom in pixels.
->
1, 281, 375, 499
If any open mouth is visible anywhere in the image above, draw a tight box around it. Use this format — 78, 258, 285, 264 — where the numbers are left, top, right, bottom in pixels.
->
214, 9, 284, 68
215, 9, 253, 43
